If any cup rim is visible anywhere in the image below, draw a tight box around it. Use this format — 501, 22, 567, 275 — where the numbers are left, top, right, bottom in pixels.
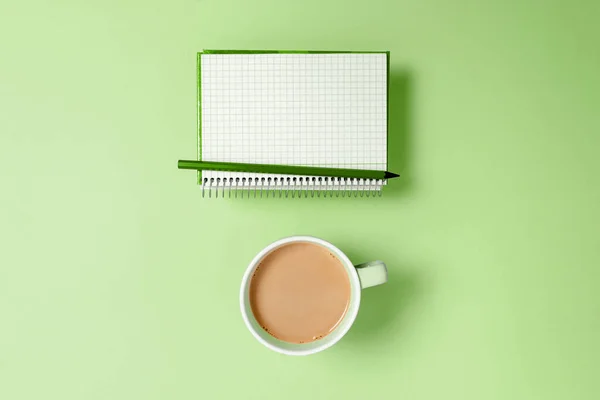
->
239, 235, 362, 356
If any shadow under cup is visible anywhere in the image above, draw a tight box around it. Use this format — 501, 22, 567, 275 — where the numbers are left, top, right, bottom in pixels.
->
240, 236, 363, 356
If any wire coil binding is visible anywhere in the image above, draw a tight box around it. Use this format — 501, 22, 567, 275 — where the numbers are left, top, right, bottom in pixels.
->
201, 176, 384, 198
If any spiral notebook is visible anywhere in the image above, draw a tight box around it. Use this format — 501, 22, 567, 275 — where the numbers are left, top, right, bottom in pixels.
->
198, 50, 389, 194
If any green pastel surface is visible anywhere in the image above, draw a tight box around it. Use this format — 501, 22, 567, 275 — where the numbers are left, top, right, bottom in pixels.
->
1, 1, 600, 400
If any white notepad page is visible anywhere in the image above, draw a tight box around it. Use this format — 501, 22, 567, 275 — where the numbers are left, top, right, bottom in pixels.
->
200, 53, 387, 189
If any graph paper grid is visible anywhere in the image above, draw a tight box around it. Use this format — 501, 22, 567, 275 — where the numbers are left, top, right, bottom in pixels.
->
199, 52, 387, 189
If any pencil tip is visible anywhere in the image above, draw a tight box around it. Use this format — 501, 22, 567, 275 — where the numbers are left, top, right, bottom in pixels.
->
384, 171, 400, 179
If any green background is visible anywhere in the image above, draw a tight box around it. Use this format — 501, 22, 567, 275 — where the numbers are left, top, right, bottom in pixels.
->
1, 1, 599, 399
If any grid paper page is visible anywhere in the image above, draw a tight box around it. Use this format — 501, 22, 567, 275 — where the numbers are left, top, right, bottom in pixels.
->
200, 53, 387, 188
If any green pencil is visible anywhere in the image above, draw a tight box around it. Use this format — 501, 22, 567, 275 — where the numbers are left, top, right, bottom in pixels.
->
177, 160, 399, 180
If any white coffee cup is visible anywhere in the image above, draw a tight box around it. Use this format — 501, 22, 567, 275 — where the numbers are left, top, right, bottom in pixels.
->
240, 236, 388, 356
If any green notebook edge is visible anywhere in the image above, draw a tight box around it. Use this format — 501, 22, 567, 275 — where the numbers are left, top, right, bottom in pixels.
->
196, 50, 391, 185
201, 49, 389, 54
196, 52, 202, 184
386, 51, 390, 169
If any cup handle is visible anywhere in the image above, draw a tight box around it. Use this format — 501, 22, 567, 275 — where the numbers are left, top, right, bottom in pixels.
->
355, 261, 388, 289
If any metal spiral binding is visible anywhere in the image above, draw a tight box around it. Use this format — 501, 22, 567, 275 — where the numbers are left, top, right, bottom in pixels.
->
201, 176, 384, 198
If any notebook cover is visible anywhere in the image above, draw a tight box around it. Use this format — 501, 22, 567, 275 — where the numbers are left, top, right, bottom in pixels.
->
196, 50, 390, 184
